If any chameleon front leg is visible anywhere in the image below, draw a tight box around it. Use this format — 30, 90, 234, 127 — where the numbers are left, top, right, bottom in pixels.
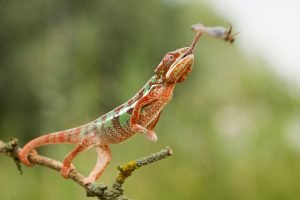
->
61, 138, 93, 179
130, 90, 160, 141
83, 145, 111, 185
147, 111, 161, 130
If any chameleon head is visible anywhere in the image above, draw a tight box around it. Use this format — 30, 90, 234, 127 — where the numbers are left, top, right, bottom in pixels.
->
154, 30, 202, 84
154, 47, 194, 84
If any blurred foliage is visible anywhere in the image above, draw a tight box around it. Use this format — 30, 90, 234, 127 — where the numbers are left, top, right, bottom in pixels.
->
1, 0, 300, 200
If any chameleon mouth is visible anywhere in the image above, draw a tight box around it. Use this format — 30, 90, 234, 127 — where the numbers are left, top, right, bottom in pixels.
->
169, 31, 202, 72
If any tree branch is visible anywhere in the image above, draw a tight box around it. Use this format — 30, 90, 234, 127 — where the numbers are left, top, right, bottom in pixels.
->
0, 138, 172, 200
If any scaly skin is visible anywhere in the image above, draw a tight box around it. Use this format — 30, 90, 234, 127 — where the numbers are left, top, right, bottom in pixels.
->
18, 24, 235, 185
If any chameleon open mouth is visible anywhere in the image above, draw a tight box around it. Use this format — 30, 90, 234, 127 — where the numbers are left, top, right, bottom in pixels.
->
169, 31, 202, 72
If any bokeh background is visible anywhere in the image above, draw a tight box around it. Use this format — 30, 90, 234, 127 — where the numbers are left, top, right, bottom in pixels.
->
1, 0, 300, 200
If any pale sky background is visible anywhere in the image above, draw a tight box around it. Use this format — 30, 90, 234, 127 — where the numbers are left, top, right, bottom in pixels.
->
206, 0, 300, 87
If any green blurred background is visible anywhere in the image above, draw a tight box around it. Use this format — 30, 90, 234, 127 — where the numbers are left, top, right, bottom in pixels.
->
1, 0, 300, 199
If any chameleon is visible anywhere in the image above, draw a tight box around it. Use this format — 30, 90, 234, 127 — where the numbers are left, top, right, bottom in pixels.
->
18, 24, 236, 185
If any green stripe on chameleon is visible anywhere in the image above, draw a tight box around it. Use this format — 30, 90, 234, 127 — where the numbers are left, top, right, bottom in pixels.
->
104, 119, 113, 129
96, 117, 102, 126
144, 84, 151, 93
118, 112, 131, 128
151, 75, 158, 83
143, 76, 158, 94
104, 111, 115, 128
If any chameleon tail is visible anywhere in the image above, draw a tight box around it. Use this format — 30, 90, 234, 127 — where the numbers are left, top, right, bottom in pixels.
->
18, 126, 85, 166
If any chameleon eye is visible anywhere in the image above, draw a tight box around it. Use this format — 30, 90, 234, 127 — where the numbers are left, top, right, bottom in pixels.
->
169, 55, 174, 60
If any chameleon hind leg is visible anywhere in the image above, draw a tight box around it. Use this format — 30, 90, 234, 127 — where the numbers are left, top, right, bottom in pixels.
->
61, 138, 93, 179
83, 145, 111, 185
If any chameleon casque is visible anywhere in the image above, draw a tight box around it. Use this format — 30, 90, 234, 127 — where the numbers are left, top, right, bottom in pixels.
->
18, 24, 235, 185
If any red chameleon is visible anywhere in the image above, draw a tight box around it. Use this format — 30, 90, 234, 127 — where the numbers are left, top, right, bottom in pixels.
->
18, 24, 235, 185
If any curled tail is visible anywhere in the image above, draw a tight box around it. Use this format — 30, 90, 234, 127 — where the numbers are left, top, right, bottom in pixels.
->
18, 126, 85, 166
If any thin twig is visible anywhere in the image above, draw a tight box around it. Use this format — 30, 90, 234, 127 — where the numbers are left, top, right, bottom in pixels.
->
113, 147, 173, 190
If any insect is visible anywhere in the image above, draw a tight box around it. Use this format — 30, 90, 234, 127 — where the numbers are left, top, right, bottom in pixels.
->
18, 23, 235, 185
191, 23, 238, 43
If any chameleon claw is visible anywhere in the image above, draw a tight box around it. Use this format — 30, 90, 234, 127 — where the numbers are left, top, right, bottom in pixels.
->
20, 157, 34, 167
18, 149, 38, 167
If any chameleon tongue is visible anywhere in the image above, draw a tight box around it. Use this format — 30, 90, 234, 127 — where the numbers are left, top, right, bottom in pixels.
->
189, 31, 202, 53
185, 31, 202, 56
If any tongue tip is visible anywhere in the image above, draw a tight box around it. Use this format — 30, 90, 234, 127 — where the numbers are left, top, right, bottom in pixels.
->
186, 32, 202, 56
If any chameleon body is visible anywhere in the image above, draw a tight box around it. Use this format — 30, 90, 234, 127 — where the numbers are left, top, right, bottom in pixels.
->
18, 24, 235, 184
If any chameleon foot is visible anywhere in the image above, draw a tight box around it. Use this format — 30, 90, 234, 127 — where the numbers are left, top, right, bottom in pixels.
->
18, 149, 38, 167
130, 124, 157, 141
147, 131, 157, 142
61, 164, 75, 179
